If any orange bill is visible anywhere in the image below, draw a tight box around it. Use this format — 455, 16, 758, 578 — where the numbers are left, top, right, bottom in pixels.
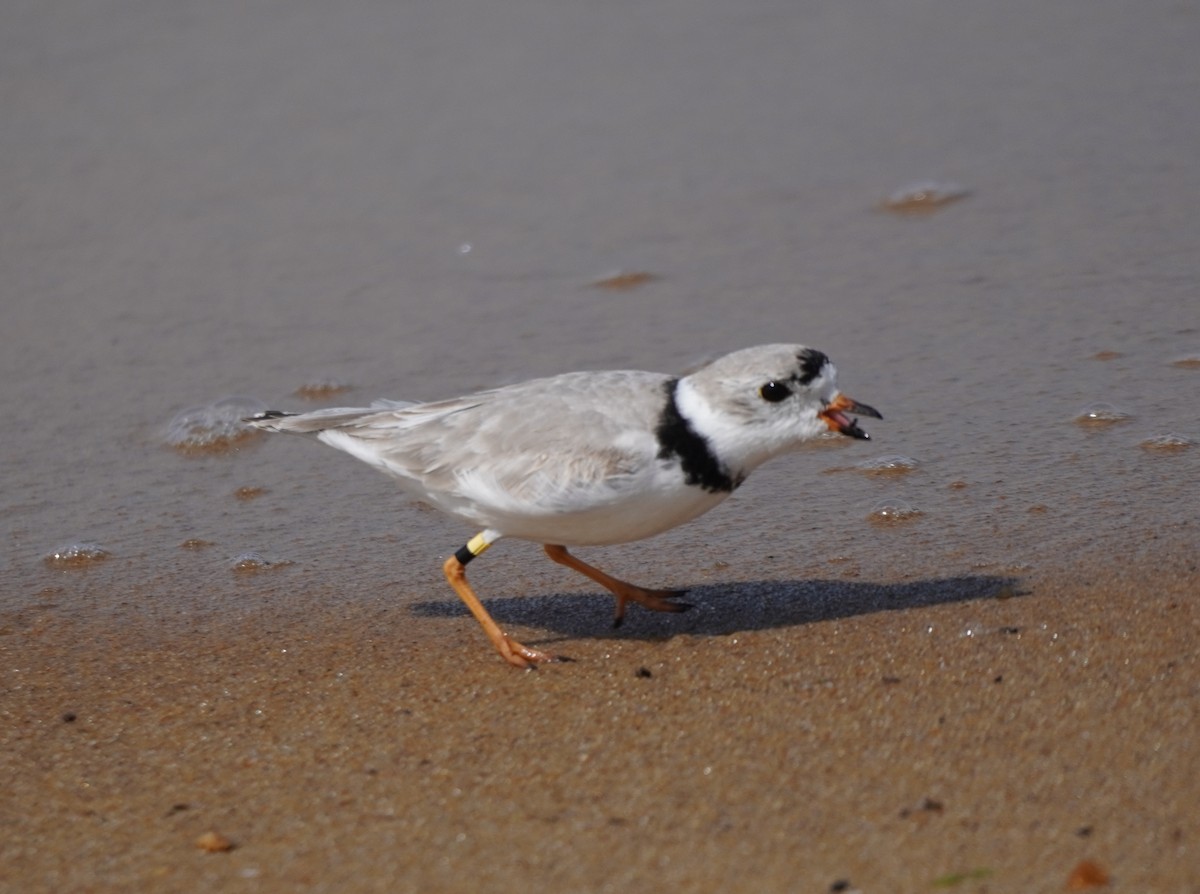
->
820, 393, 882, 440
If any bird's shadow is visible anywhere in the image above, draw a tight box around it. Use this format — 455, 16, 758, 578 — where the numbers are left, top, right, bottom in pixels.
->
410, 574, 1023, 642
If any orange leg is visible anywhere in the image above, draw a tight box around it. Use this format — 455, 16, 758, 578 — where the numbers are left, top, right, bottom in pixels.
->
442, 555, 558, 668
543, 544, 691, 628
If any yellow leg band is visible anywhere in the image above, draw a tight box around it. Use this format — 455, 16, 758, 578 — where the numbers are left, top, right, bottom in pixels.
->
454, 531, 495, 566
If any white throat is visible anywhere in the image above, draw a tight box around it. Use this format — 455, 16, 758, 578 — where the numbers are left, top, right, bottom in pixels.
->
675, 376, 808, 477
674, 377, 755, 478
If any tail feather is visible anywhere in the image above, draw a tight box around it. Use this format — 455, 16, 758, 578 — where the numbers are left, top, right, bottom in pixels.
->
243, 407, 379, 434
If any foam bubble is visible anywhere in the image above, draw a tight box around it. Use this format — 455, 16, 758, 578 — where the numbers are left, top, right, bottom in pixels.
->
868, 500, 922, 525
1073, 402, 1131, 426
229, 552, 292, 573
1139, 433, 1193, 452
230, 551, 272, 573
293, 379, 353, 399
44, 542, 111, 568
854, 454, 920, 475
166, 396, 267, 454
590, 270, 660, 291
883, 181, 969, 213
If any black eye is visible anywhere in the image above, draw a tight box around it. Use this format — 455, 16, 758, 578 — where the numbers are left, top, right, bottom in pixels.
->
759, 381, 791, 403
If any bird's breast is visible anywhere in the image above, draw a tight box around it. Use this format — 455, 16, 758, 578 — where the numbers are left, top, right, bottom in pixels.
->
463, 464, 732, 547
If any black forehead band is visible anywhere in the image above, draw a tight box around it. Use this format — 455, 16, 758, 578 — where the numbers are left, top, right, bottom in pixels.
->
796, 349, 830, 386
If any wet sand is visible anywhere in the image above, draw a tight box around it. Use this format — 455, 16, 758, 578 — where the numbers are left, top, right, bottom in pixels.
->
3, 0, 1200, 890
5, 546, 1198, 891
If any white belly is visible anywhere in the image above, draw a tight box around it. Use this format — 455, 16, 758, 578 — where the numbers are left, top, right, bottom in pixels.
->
429, 460, 733, 547
486, 482, 731, 547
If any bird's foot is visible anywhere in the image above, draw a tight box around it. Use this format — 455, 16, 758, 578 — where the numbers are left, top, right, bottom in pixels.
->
613, 587, 692, 628
494, 633, 569, 669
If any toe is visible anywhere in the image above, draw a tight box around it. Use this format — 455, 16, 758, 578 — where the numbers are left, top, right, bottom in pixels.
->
501, 634, 558, 667
613, 595, 629, 628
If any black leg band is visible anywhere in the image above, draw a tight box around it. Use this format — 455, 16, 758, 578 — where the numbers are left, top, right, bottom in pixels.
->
454, 544, 476, 566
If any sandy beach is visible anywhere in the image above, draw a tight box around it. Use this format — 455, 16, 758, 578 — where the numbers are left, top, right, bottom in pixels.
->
5, 546, 1198, 891
3, 0, 1198, 890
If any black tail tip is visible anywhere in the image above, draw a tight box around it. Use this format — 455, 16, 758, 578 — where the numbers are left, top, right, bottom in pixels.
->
243, 410, 294, 423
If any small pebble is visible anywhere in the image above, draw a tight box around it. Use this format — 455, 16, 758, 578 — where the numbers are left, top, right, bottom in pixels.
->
1065, 859, 1109, 890
195, 831, 235, 853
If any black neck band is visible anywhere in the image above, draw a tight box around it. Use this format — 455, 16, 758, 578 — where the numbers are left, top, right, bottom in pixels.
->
654, 379, 739, 493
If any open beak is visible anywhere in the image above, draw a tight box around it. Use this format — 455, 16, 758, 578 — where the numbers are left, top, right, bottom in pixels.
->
820, 393, 883, 440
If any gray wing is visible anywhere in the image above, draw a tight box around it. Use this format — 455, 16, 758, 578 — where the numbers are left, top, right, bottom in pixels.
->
252, 370, 673, 510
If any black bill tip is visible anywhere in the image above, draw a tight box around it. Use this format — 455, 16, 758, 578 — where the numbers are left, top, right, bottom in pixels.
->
821, 394, 882, 440
842, 419, 871, 440
847, 400, 883, 420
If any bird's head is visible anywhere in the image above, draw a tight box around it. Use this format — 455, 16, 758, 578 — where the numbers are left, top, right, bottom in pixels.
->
679, 344, 883, 472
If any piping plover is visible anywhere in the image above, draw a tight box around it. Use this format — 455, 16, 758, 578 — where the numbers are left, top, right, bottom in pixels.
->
244, 344, 881, 667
